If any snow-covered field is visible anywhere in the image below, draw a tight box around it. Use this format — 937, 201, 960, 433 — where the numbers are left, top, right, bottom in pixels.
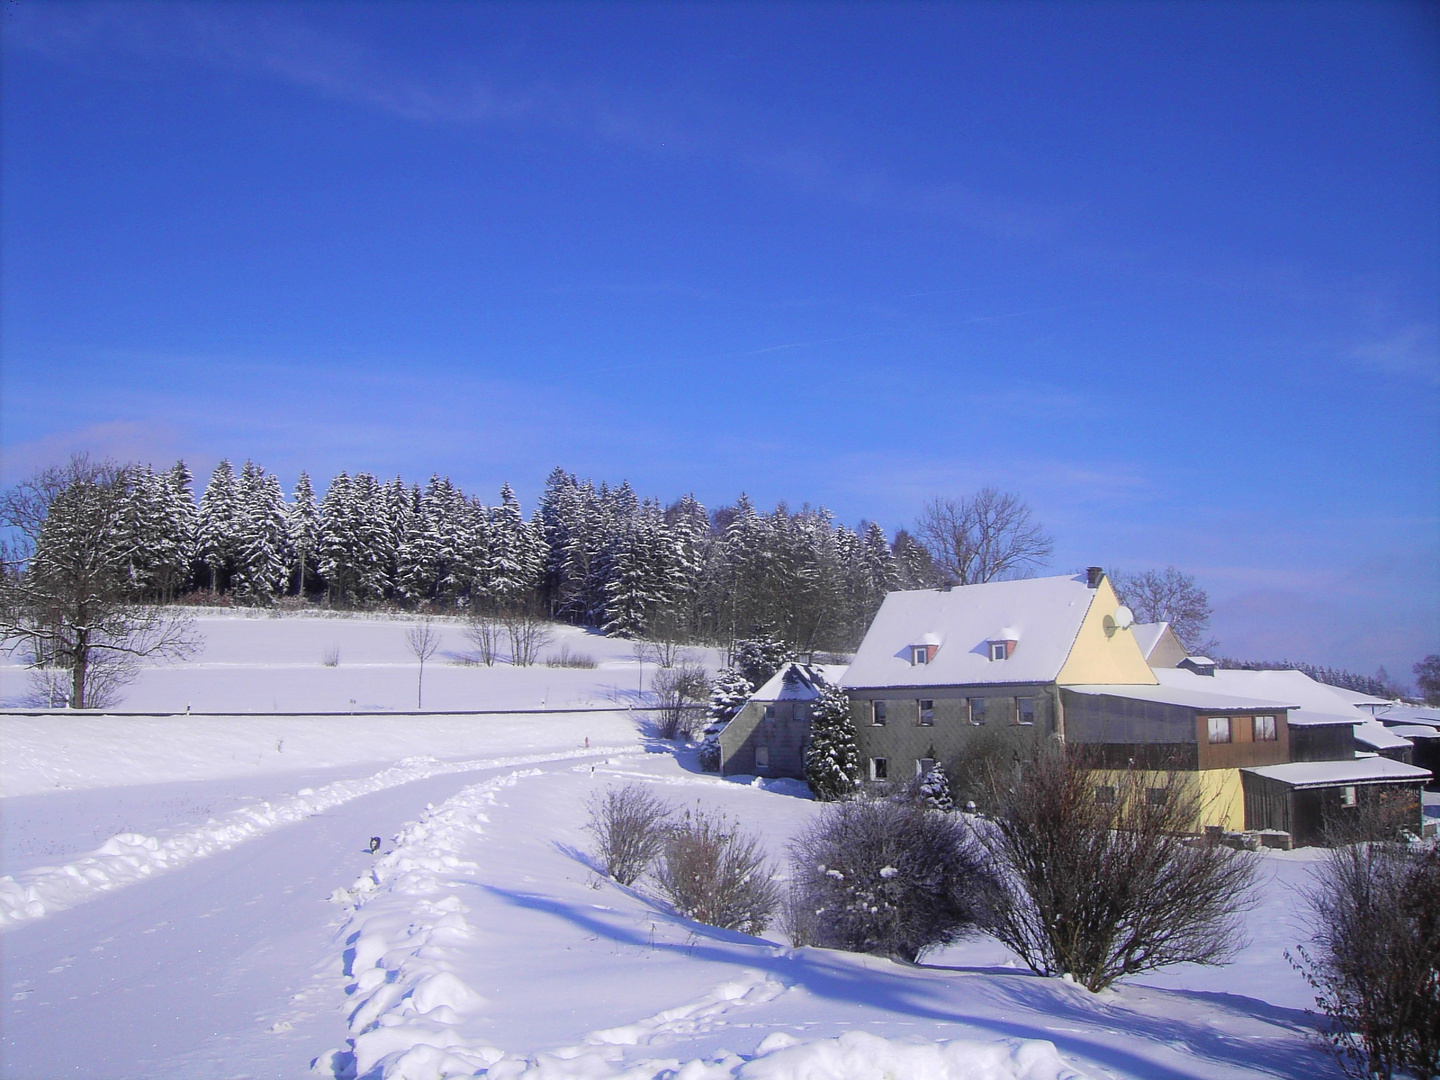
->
1, 612, 1345, 1079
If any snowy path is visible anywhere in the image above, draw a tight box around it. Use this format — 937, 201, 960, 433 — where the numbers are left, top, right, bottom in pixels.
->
0, 755, 623, 1080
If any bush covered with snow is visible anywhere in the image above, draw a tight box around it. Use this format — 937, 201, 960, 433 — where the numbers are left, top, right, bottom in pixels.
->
787, 798, 993, 962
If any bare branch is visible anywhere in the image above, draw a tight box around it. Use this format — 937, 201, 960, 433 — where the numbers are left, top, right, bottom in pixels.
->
916, 487, 1054, 586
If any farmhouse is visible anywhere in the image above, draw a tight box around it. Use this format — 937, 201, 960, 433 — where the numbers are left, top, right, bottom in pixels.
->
838, 568, 1431, 842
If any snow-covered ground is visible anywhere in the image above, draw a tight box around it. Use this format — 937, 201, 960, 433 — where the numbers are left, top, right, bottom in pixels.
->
0, 612, 1347, 1079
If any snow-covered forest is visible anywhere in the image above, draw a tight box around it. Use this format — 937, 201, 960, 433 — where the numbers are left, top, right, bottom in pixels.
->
91, 461, 939, 652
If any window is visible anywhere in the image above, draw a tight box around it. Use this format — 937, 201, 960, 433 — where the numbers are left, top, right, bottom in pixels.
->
917, 757, 936, 778
1340, 785, 1357, 809
1146, 787, 1169, 807
1254, 715, 1276, 741
755, 746, 770, 768
1095, 785, 1116, 805
793, 704, 809, 722
872, 700, 887, 726
912, 645, 929, 665
870, 757, 888, 781
969, 697, 987, 725
763, 705, 775, 722
918, 699, 935, 726
1018, 697, 1037, 726
1206, 717, 1231, 744
990, 641, 1008, 661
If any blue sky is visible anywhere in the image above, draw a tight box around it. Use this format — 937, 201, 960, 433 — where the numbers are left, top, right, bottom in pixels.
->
2, 1, 1437, 678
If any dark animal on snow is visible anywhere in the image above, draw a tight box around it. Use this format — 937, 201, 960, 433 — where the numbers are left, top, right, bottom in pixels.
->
369, 836, 381, 854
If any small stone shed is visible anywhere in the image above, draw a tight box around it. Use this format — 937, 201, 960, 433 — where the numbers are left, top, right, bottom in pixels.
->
716, 663, 848, 779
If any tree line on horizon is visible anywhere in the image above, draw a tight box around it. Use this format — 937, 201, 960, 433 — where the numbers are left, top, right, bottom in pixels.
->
9, 458, 953, 655
5, 454, 1429, 705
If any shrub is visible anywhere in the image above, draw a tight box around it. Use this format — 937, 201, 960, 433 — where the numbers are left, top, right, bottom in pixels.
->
322, 645, 341, 667
1290, 836, 1440, 1079
653, 661, 709, 740
979, 746, 1258, 992
655, 807, 780, 934
583, 784, 674, 886
788, 798, 993, 962
546, 644, 597, 669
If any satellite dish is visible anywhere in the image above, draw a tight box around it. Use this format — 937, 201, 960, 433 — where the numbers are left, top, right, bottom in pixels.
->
1113, 605, 1135, 630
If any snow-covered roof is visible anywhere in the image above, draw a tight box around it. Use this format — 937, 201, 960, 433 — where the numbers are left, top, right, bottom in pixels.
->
1063, 682, 1296, 712
1131, 623, 1166, 658
1376, 704, 1440, 729
749, 663, 847, 703
1389, 724, 1440, 740
1244, 756, 1432, 789
840, 574, 1098, 690
1153, 668, 1366, 728
1353, 720, 1414, 752
1325, 686, 1396, 708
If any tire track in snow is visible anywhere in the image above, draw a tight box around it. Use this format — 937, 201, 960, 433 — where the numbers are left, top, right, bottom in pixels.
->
0, 746, 640, 929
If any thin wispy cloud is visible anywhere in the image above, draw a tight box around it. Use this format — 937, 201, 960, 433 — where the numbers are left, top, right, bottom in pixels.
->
1351, 323, 1440, 386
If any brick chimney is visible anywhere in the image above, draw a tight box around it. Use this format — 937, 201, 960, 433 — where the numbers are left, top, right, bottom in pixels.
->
1086, 566, 1104, 588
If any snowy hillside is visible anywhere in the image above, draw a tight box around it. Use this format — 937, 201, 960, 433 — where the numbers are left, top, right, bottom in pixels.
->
1, 612, 1343, 1079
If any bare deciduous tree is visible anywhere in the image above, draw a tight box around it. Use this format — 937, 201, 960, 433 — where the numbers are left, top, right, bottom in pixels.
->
1109, 565, 1216, 654
655, 806, 780, 933
584, 783, 675, 886
979, 747, 1258, 992
463, 609, 502, 666
502, 605, 553, 667
652, 661, 710, 740
0, 458, 199, 709
404, 618, 441, 708
1289, 827, 1440, 1080
916, 488, 1053, 586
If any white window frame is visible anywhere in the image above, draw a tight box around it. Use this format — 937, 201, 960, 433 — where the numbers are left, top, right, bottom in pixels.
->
1254, 715, 1276, 741
872, 700, 887, 726
917, 699, 935, 726
870, 757, 888, 782
969, 697, 987, 726
1207, 716, 1231, 744
1340, 785, 1357, 808
990, 641, 1008, 661
916, 757, 936, 778
1018, 697, 1036, 726
763, 705, 775, 722
912, 645, 929, 665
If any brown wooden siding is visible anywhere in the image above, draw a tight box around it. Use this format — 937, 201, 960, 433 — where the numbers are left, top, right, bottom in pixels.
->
1195, 713, 1290, 769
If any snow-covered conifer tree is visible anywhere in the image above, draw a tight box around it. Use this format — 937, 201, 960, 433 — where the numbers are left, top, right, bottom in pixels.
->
197, 460, 240, 594
918, 761, 954, 812
231, 461, 288, 604
804, 683, 860, 801
287, 471, 320, 598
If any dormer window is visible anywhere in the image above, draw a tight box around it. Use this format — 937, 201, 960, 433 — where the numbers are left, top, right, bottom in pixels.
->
988, 639, 1016, 661
911, 644, 937, 665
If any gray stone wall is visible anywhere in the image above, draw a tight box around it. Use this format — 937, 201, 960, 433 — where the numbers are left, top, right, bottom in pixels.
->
845, 685, 1057, 788
718, 698, 812, 779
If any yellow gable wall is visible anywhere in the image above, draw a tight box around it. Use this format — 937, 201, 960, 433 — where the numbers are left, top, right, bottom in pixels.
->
1056, 576, 1159, 685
